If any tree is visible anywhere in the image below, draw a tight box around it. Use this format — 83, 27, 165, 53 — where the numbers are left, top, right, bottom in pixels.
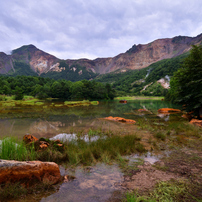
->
14, 86, 24, 100
168, 45, 202, 118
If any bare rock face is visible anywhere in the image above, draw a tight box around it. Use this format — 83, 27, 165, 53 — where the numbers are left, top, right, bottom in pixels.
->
92, 34, 202, 74
12, 45, 59, 75
0, 160, 61, 186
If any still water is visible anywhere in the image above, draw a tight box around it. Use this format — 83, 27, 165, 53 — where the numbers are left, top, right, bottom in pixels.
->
0, 100, 182, 139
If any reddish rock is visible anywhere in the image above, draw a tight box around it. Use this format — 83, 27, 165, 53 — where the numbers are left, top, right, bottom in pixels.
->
119, 100, 127, 103
0, 160, 61, 186
39, 141, 49, 149
23, 134, 38, 144
138, 109, 148, 112
158, 108, 181, 113
182, 113, 192, 120
190, 119, 202, 127
103, 116, 136, 124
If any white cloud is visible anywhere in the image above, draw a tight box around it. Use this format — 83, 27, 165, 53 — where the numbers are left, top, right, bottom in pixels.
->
0, 0, 202, 59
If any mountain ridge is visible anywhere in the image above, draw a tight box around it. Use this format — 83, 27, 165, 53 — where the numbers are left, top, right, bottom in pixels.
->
0, 33, 202, 76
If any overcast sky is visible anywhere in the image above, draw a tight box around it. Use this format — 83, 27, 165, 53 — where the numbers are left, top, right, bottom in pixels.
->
0, 0, 202, 59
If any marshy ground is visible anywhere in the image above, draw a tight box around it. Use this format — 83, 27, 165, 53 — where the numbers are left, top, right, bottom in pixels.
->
0, 97, 202, 201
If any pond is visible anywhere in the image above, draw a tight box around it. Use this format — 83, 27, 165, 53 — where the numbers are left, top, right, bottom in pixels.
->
0, 99, 183, 139
0, 99, 185, 202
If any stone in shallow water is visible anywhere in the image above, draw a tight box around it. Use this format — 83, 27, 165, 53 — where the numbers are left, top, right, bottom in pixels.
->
102, 116, 136, 124
190, 119, 202, 127
158, 108, 181, 113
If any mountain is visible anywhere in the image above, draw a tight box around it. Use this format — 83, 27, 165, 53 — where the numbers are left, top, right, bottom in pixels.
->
0, 33, 202, 77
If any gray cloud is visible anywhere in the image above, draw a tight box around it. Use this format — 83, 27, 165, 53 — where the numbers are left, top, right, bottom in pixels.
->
0, 0, 202, 59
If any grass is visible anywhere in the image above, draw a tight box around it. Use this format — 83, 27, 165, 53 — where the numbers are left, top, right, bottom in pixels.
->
125, 180, 194, 202
37, 133, 146, 165
154, 131, 166, 141
0, 96, 98, 112
0, 183, 27, 201
0, 181, 56, 201
0, 131, 146, 166
0, 137, 36, 161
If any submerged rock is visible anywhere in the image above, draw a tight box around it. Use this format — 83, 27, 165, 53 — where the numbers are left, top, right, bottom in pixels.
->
158, 108, 181, 113
190, 119, 202, 127
103, 116, 136, 124
0, 160, 61, 186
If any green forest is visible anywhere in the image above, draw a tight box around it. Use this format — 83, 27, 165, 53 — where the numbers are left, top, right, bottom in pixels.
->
0, 76, 115, 100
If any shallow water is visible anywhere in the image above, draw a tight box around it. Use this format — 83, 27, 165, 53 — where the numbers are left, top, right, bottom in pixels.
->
40, 164, 123, 202
0, 100, 182, 139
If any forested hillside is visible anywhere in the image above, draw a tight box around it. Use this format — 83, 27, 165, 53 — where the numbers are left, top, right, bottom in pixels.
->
95, 52, 189, 96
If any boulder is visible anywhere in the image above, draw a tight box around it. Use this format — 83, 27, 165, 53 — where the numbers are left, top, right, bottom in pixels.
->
158, 108, 181, 113
0, 160, 61, 186
103, 116, 136, 124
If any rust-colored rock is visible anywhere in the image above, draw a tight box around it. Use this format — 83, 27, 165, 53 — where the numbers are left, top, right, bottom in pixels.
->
158, 108, 181, 113
190, 119, 202, 127
138, 109, 148, 112
0, 160, 61, 186
119, 100, 127, 103
103, 116, 136, 124
182, 113, 192, 120
23, 134, 38, 144
39, 141, 49, 149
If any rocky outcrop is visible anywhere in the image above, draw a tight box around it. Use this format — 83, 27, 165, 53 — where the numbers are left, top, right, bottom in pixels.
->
103, 116, 136, 124
0, 160, 61, 186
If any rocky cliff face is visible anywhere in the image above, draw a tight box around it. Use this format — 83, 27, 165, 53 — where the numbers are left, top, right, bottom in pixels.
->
0, 34, 202, 75
93, 34, 202, 74
11, 45, 59, 75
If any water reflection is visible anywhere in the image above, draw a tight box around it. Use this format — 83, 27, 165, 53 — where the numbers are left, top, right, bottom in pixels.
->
50, 133, 105, 142
41, 164, 123, 202
0, 100, 182, 139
